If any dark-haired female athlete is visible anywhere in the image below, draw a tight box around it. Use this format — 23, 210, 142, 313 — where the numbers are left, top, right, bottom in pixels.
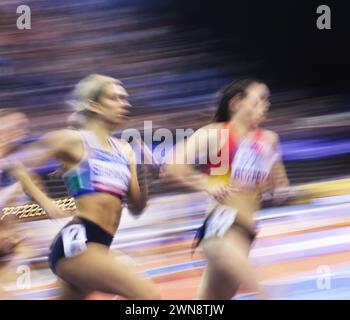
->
164, 79, 290, 299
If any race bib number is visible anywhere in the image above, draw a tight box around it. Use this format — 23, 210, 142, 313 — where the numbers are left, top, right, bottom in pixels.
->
62, 224, 87, 258
204, 204, 237, 239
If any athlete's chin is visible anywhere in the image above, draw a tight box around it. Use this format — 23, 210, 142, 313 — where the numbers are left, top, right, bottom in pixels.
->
109, 115, 129, 125
250, 121, 260, 129
253, 118, 265, 127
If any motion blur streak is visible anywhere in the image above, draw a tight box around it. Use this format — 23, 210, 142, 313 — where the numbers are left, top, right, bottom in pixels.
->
0, 0, 350, 299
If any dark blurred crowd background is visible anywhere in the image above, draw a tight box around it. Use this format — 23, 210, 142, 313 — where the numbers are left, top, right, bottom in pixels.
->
1, 0, 350, 199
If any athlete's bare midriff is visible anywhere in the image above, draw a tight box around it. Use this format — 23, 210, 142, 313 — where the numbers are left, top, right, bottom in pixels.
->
74, 193, 123, 235
219, 186, 261, 232
54, 130, 129, 236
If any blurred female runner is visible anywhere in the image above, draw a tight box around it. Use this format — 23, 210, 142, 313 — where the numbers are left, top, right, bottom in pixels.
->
0, 111, 29, 259
163, 78, 290, 299
12, 74, 160, 300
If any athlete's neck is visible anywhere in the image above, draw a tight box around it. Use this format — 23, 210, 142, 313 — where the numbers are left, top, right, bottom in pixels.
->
229, 114, 257, 136
84, 117, 114, 146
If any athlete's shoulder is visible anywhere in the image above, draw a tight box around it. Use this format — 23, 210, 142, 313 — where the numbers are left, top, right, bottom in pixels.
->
201, 122, 224, 130
194, 122, 225, 136
111, 137, 135, 160
111, 137, 132, 150
261, 129, 279, 144
41, 129, 81, 147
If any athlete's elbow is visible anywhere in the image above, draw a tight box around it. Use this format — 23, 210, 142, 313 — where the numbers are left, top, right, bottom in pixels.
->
128, 198, 147, 216
137, 200, 148, 212
128, 205, 146, 217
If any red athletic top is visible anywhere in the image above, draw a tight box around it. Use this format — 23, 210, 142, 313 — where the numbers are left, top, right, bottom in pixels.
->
199, 122, 278, 187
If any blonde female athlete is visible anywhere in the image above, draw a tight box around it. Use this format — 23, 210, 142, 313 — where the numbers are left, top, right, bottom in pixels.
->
163, 78, 290, 299
12, 74, 160, 300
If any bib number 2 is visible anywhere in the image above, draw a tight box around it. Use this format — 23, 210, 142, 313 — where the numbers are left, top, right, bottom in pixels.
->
62, 224, 87, 258
204, 204, 237, 239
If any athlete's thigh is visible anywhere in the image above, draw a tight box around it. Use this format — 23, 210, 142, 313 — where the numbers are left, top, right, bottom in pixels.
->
56, 244, 157, 299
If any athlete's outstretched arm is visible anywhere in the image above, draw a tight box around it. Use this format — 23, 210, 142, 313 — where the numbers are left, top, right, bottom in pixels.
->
5, 130, 78, 219
7, 162, 65, 219
7, 129, 76, 169
0, 182, 22, 212
161, 125, 216, 193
